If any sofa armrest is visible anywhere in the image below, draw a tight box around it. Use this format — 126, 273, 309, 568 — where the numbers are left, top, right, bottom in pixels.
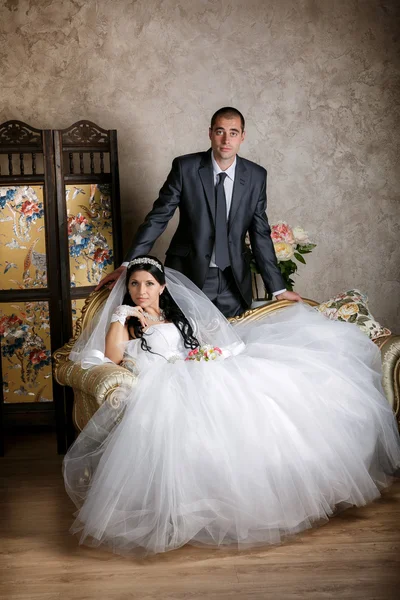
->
54, 354, 137, 432
375, 334, 400, 425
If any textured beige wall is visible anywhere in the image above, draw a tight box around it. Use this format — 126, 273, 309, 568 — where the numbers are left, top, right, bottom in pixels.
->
1, 0, 399, 327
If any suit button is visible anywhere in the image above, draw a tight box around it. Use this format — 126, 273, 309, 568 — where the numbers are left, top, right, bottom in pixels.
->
205, 254, 210, 259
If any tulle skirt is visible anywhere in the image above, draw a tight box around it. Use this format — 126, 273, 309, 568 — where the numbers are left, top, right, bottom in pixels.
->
63, 303, 400, 555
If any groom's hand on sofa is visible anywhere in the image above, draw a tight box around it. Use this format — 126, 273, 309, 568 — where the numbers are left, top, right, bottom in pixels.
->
275, 291, 302, 302
95, 265, 127, 291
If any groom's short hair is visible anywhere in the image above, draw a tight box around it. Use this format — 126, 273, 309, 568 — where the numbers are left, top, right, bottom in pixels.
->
210, 107, 245, 132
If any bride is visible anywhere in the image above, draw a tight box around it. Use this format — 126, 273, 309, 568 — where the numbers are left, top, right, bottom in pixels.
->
63, 255, 400, 555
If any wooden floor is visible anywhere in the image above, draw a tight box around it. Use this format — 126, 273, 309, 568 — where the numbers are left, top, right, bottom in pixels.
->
0, 431, 399, 600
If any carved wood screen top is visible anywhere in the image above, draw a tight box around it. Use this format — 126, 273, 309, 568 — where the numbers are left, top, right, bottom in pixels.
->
0, 121, 45, 180
61, 120, 109, 149
0, 120, 42, 150
57, 120, 113, 177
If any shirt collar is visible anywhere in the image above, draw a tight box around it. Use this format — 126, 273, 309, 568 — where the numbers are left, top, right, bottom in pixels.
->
211, 152, 236, 181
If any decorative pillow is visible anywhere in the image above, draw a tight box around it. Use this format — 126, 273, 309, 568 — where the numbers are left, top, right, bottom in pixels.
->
316, 289, 391, 341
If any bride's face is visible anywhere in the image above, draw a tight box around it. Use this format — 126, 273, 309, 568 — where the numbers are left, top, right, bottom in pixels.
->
128, 270, 165, 310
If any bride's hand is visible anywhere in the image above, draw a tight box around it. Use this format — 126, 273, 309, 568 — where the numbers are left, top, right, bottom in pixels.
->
112, 305, 148, 328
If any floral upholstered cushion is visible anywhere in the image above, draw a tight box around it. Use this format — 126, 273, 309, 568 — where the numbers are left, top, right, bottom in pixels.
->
316, 289, 391, 341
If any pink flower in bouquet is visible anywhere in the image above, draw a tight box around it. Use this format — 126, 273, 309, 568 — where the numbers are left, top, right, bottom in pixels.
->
271, 221, 295, 245
186, 345, 222, 362
292, 226, 310, 246
245, 218, 316, 294
273, 241, 295, 261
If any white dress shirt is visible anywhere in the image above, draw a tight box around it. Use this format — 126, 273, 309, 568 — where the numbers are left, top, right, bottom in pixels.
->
209, 153, 236, 267
123, 151, 286, 296
209, 153, 285, 296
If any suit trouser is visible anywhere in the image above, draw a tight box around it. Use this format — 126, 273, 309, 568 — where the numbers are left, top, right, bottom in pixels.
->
201, 267, 248, 318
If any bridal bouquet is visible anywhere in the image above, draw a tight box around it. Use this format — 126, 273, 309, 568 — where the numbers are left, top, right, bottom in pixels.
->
246, 222, 316, 292
185, 345, 223, 362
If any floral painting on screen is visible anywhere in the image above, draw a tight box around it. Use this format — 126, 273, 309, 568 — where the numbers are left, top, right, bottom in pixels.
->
0, 301, 52, 403
0, 186, 47, 290
67, 184, 114, 287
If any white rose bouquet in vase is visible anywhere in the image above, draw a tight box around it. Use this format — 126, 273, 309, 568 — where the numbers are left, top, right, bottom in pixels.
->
246, 221, 316, 300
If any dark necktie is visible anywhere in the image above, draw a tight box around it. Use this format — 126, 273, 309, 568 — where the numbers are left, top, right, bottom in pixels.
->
215, 172, 230, 270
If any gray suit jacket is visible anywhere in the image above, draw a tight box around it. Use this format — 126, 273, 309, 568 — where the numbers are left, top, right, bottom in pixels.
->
124, 149, 285, 306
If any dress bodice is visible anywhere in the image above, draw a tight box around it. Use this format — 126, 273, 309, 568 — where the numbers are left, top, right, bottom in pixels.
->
125, 323, 187, 370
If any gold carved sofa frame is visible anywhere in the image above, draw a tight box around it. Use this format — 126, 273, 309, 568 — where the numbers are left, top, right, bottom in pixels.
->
53, 291, 400, 433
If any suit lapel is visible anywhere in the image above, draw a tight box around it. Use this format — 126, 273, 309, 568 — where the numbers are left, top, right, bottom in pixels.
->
198, 150, 215, 224
229, 156, 248, 229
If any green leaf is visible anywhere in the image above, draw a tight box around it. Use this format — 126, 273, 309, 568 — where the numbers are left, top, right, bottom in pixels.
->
279, 263, 297, 276
294, 253, 306, 264
297, 247, 312, 254
348, 314, 357, 323
250, 262, 259, 274
356, 315, 369, 323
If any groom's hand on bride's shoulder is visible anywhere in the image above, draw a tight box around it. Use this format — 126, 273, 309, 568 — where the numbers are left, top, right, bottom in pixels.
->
275, 291, 302, 302
95, 265, 127, 291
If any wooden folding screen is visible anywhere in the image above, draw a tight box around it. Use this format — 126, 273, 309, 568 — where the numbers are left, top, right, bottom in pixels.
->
0, 120, 122, 455
0, 121, 65, 454
54, 120, 122, 346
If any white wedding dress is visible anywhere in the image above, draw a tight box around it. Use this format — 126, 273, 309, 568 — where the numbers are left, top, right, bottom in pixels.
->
63, 302, 400, 555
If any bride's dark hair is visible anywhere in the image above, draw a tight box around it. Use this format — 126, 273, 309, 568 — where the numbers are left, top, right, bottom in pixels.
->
122, 255, 200, 353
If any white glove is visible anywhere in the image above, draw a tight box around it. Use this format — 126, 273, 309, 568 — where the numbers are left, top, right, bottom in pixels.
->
110, 305, 146, 327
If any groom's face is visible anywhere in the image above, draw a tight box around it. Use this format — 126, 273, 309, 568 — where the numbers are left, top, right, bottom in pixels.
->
209, 115, 245, 165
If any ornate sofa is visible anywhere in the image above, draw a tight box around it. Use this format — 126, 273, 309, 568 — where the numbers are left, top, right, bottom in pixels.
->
53, 290, 400, 432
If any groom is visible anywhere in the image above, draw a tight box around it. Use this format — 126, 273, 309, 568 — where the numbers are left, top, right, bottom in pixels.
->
97, 107, 301, 316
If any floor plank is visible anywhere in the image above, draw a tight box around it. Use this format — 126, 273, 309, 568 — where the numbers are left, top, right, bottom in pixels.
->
1, 431, 399, 600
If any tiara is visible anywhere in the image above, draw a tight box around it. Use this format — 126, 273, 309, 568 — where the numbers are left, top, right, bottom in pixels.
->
127, 257, 163, 272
